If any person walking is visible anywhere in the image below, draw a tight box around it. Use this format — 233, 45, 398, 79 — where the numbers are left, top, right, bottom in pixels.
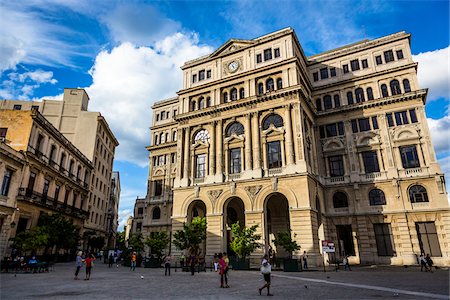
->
419, 253, 428, 272
164, 254, 172, 276
425, 254, 434, 273
343, 255, 351, 271
259, 254, 273, 296
130, 252, 137, 271
74, 251, 83, 280
218, 253, 229, 288
189, 254, 196, 276
213, 253, 219, 272
302, 251, 308, 270
84, 252, 95, 280
108, 253, 114, 268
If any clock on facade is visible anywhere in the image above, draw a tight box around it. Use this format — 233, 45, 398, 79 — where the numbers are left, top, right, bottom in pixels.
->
228, 61, 239, 73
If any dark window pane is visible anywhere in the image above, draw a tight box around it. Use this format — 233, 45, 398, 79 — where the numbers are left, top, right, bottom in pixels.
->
226, 122, 244, 137
358, 118, 371, 132
319, 126, 326, 139
329, 156, 344, 177
264, 48, 272, 61
343, 64, 349, 73
267, 141, 282, 169
199, 70, 205, 81
239, 88, 245, 99
350, 59, 360, 71
195, 154, 206, 178
330, 67, 336, 77
229, 148, 241, 174
320, 68, 329, 79
367, 87, 374, 100
154, 180, 162, 196
372, 116, 379, 129
390, 80, 401, 95
384, 50, 394, 63
333, 192, 348, 208
416, 222, 442, 257
262, 114, 283, 130
375, 56, 382, 65
351, 120, 358, 133
323, 95, 332, 110
369, 189, 386, 205
334, 95, 341, 107
362, 59, 369, 69
374, 223, 394, 256
276, 78, 282, 90
316, 99, 322, 111
362, 151, 380, 173
206, 70, 211, 78
409, 109, 418, 123
396, 50, 404, 60
355, 88, 365, 103
400, 145, 420, 169
403, 79, 411, 92
256, 54, 262, 63
313, 72, 319, 82
325, 124, 337, 137
274, 48, 280, 58
347, 92, 354, 104
337, 122, 344, 135
387, 113, 394, 127
381, 84, 389, 97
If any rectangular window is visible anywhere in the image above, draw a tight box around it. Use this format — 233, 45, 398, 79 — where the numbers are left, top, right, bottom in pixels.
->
394, 111, 409, 126
1, 169, 12, 196
350, 59, 360, 71
416, 222, 442, 257
386, 113, 394, 127
361, 59, 369, 69
319, 126, 326, 139
337, 122, 344, 135
267, 141, 282, 169
320, 68, 329, 79
375, 55, 382, 65
330, 67, 336, 77
256, 54, 262, 63
358, 118, 371, 132
31, 105, 39, 111
400, 145, 420, 169
54, 185, 60, 201
154, 180, 163, 196
0, 128, 7, 139
195, 154, 206, 178
206, 70, 211, 79
229, 148, 241, 174
343, 64, 349, 73
137, 208, 143, 216
325, 124, 337, 137
336, 225, 355, 256
192, 74, 197, 83
329, 155, 344, 177
199, 70, 205, 81
313, 72, 319, 82
351, 120, 358, 133
396, 49, 404, 60
323, 97, 332, 110
263, 48, 272, 61
274, 48, 280, 58
13, 105, 22, 110
372, 116, 379, 129
158, 155, 165, 166
409, 109, 418, 123
384, 50, 395, 63
362, 151, 380, 173
374, 224, 395, 256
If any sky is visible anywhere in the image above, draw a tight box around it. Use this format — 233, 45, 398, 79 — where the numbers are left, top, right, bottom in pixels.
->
1, 0, 449, 230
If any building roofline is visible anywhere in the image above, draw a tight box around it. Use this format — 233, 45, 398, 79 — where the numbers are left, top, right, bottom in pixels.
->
97, 114, 119, 146
152, 96, 179, 109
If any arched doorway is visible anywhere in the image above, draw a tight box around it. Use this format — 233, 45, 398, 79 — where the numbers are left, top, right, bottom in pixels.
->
264, 193, 290, 258
223, 197, 245, 255
187, 200, 207, 255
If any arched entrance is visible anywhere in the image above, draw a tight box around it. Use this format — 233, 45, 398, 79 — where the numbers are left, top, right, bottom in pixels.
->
264, 193, 290, 258
223, 197, 245, 255
187, 200, 207, 255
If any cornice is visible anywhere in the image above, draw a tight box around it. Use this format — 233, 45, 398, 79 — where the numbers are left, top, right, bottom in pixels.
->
146, 141, 177, 152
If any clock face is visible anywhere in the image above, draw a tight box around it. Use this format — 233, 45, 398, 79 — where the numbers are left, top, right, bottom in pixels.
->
228, 61, 239, 73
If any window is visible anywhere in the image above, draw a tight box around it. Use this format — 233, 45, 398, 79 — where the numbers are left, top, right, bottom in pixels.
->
313, 72, 319, 82
239, 88, 245, 99
334, 95, 341, 108
0, 128, 7, 139
262, 114, 283, 130
256, 54, 262, 63
362, 151, 380, 173
137, 207, 144, 216
266, 78, 274, 91
403, 79, 411, 92
153, 207, 161, 219
206, 70, 211, 79
192, 74, 197, 83
195, 154, 206, 178
347, 92, 354, 104
333, 192, 348, 208
193, 129, 210, 143
206, 98, 211, 107
160, 111, 165, 120
384, 50, 395, 63
199, 70, 205, 81
375, 55, 382, 65
381, 84, 388, 97
36, 134, 44, 153
59, 153, 66, 170
258, 83, 264, 95
319, 122, 344, 138
358, 118, 371, 132
374, 224, 394, 256
367, 87, 374, 100
276, 78, 282, 90
68, 160, 74, 174
154, 180, 163, 196
361, 59, 369, 69
13, 105, 22, 110
355, 88, 365, 103
320, 68, 328, 79
394, 111, 409, 125
316, 99, 322, 111
229, 148, 241, 174
264, 48, 272, 61
329, 155, 344, 177
1, 169, 12, 196
400, 145, 420, 169
231, 88, 238, 101
48, 145, 56, 162
323, 95, 332, 110
274, 48, 280, 58
226, 122, 244, 137
267, 141, 282, 169
415, 222, 441, 257
350, 59, 360, 71
54, 185, 60, 201
173, 131, 177, 142
409, 185, 428, 203
158, 155, 165, 165
390, 79, 401, 95
396, 49, 404, 60
409, 109, 418, 123
330, 67, 336, 77
31, 105, 39, 111
156, 114, 160, 121
343, 64, 349, 73
223, 92, 228, 102
372, 116, 379, 129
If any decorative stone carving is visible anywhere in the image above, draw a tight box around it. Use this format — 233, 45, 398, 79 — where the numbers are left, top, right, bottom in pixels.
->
244, 185, 262, 201
194, 186, 200, 198
230, 182, 236, 195
207, 189, 223, 205
271, 177, 278, 191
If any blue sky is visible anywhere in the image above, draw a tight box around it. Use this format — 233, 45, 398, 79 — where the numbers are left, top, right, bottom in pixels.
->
1, 0, 449, 230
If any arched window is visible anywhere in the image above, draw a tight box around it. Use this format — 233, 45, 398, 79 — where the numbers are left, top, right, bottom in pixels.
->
276, 78, 283, 90
154, 134, 159, 145
367, 87, 374, 100
381, 84, 389, 97
347, 91, 354, 104
239, 88, 245, 99
152, 207, 161, 219
172, 131, 177, 141
266, 78, 274, 92
403, 79, 411, 93
369, 189, 386, 205
225, 122, 244, 137
334, 95, 341, 108
390, 79, 401, 95
193, 129, 210, 144
258, 83, 264, 95
355, 88, 365, 103
206, 97, 211, 107
165, 132, 169, 142
223, 92, 228, 102
160, 132, 165, 144
323, 95, 332, 110
409, 185, 429, 203
231, 88, 238, 101
316, 99, 322, 111
198, 97, 205, 109
191, 100, 196, 111
333, 192, 348, 208
262, 114, 283, 130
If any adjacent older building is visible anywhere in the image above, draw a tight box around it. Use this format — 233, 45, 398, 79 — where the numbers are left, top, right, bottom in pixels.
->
0, 109, 93, 255
142, 28, 449, 266
107, 171, 120, 247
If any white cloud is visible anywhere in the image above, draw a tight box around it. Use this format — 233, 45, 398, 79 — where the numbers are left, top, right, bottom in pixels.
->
413, 46, 450, 101
86, 33, 213, 166
428, 114, 450, 155
118, 209, 133, 231
0, 69, 57, 100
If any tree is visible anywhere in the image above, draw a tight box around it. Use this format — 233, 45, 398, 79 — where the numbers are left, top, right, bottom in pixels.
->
173, 217, 207, 255
229, 222, 261, 259
116, 231, 126, 250
128, 232, 145, 252
145, 232, 169, 260
88, 236, 105, 252
11, 227, 49, 254
272, 230, 300, 259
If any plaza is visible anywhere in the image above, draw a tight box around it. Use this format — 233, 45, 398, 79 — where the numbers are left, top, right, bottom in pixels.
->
1, 262, 448, 299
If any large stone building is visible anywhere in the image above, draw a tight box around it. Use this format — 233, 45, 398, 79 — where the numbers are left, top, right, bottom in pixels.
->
0, 110, 93, 256
1, 89, 119, 248
139, 28, 449, 266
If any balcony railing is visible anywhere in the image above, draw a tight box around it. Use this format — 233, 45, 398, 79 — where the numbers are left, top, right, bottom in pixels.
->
267, 168, 283, 176
193, 177, 204, 184
228, 173, 241, 180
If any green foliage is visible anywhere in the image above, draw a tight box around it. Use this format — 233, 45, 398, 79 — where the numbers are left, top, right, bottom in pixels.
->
272, 231, 300, 258
173, 217, 207, 255
229, 222, 261, 259
88, 236, 105, 251
116, 231, 126, 250
128, 232, 145, 252
12, 227, 49, 253
145, 232, 169, 259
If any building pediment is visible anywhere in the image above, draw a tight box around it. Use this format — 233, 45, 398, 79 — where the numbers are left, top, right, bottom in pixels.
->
209, 39, 255, 58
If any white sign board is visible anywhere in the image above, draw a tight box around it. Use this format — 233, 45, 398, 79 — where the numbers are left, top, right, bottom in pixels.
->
322, 240, 335, 253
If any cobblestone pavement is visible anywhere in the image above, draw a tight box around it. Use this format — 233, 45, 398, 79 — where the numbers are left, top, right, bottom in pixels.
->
1, 263, 449, 299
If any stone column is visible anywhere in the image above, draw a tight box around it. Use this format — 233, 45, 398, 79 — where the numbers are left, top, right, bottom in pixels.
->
244, 114, 252, 171
175, 128, 183, 180
251, 112, 261, 169
216, 120, 223, 178
183, 127, 191, 180
284, 105, 295, 165
209, 121, 216, 176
